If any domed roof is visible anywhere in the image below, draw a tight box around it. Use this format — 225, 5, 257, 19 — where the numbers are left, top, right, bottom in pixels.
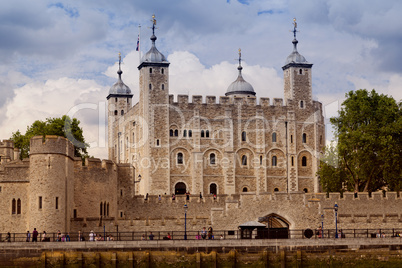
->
109, 55, 132, 95
142, 35, 167, 63
226, 50, 256, 96
285, 39, 308, 65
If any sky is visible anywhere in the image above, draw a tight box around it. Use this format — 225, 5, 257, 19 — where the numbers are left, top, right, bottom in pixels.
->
1, 0, 401, 159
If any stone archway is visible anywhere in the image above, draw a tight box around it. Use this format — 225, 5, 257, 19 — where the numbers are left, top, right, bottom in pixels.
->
174, 182, 187, 195
258, 213, 290, 228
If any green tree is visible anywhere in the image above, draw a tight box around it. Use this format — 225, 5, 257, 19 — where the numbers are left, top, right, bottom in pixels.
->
319, 89, 401, 193
11, 115, 89, 159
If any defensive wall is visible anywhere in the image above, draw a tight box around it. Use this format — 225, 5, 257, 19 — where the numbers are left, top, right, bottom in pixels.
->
1, 239, 402, 267
168, 94, 323, 111
1, 135, 401, 236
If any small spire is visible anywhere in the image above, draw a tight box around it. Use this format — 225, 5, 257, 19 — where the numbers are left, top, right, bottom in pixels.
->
149, 14, 158, 44
291, 18, 299, 53
237, 48, 243, 73
117, 52, 122, 79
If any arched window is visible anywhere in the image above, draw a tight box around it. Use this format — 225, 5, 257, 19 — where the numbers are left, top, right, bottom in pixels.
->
104, 201, 106, 216
272, 132, 277, 142
241, 131, 246, 141
291, 156, 294, 166
114, 110, 118, 116
303, 188, 308, 193
274, 188, 279, 192
299, 69, 302, 74
189, 130, 192, 137
242, 155, 247, 166
149, 68, 152, 74
300, 100, 304, 108
12, 199, 16, 214
302, 156, 307, 166
242, 187, 248, 192
175, 182, 186, 195
115, 98, 117, 102
170, 129, 174, 137
206, 130, 210, 138
210, 183, 217, 195
161, 68, 164, 74
201, 130, 205, 138
149, 83, 152, 90
132, 133, 135, 147
183, 130, 187, 137
174, 129, 178, 137
121, 110, 124, 115
260, 155, 263, 165
17, 199, 21, 214
272, 156, 277, 167
161, 84, 165, 90
100, 202, 103, 216
177, 152, 183, 164
291, 135, 293, 143
302, 133, 307, 143
210, 153, 216, 165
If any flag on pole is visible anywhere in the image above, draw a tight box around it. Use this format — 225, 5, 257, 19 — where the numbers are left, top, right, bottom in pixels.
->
136, 35, 139, 51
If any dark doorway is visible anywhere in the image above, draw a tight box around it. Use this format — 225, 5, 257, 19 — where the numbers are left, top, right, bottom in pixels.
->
210, 183, 217, 195
175, 182, 186, 195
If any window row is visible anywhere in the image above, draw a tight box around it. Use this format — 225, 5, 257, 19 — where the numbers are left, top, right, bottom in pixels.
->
170, 129, 193, 137
169, 129, 309, 144
148, 83, 165, 90
175, 153, 308, 167
11, 198, 21, 214
100, 202, 110, 216
149, 67, 165, 74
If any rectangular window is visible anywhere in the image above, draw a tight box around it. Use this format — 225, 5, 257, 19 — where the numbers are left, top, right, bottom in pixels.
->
73, 209, 77, 218
55, 197, 59, 210
39, 196, 42, 209
0, 186, 2, 192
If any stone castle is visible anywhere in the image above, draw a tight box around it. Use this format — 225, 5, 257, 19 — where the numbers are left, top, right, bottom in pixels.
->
1, 19, 401, 235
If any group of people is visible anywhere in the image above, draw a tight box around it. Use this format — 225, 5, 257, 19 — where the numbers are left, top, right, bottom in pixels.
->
88, 230, 114, 241
198, 226, 215, 239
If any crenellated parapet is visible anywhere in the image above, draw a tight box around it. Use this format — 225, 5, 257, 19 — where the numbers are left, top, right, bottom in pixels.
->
167, 94, 293, 109
30, 135, 75, 159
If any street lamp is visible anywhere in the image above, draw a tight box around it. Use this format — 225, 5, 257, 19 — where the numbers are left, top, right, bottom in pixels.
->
184, 203, 188, 240
321, 214, 324, 237
334, 202, 339, 238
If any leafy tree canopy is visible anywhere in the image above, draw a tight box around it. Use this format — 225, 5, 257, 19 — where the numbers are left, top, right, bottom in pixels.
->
11, 115, 89, 159
318, 89, 401, 193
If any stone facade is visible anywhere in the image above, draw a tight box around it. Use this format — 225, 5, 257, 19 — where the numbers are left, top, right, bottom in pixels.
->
1, 136, 402, 235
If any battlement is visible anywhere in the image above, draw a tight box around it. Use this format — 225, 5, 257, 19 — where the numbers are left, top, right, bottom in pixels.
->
168, 94, 289, 108
74, 157, 115, 170
30, 135, 75, 159
0, 140, 14, 148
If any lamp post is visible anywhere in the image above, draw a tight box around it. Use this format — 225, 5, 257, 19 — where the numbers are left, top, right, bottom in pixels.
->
134, 174, 141, 195
321, 214, 324, 237
184, 203, 188, 240
334, 202, 339, 238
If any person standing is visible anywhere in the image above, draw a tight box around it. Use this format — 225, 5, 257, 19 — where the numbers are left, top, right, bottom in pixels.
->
41, 231, 47, 242
26, 231, 31, 242
89, 230, 95, 241
149, 232, 154, 240
32, 228, 38, 242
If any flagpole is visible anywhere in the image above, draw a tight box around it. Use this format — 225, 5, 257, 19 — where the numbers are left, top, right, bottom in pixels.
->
138, 24, 141, 66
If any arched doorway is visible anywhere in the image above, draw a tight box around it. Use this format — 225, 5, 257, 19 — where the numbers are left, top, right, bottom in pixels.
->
175, 182, 186, 195
209, 183, 217, 195
257, 213, 290, 239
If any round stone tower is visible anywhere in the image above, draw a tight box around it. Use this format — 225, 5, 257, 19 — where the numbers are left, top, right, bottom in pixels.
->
28, 135, 75, 233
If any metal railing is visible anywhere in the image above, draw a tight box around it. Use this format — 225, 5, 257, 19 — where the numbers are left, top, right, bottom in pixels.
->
1, 228, 401, 243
